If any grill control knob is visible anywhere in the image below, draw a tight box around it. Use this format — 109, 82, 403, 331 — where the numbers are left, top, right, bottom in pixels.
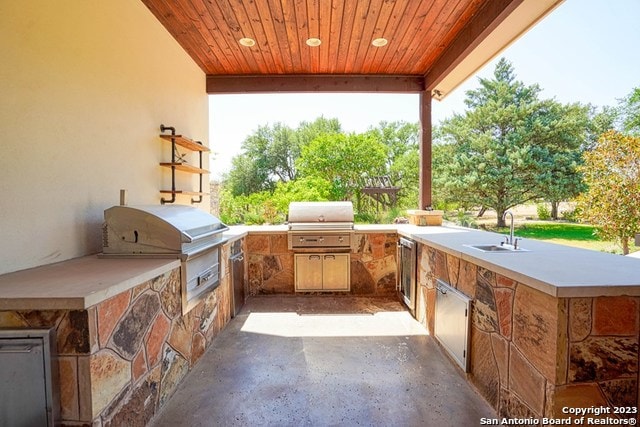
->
299, 237, 305, 242
338, 236, 344, 242
319, 237, 325, 243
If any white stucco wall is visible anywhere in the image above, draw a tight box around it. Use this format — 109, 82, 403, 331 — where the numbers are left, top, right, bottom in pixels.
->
0, 0, 208, 275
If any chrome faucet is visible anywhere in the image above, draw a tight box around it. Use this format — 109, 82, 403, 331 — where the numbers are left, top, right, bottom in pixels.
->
502, 210, 518, 248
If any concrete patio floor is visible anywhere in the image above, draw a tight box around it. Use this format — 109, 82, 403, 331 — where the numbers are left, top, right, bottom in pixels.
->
151, 295, 496, 426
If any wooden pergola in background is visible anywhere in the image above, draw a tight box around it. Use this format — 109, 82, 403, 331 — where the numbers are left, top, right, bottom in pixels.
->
142, 0, 563, 209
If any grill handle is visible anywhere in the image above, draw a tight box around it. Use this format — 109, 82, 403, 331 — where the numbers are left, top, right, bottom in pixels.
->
182, 226, 230, 243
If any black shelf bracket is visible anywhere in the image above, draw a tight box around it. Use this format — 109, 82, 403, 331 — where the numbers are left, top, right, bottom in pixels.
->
160, 124, 177, 204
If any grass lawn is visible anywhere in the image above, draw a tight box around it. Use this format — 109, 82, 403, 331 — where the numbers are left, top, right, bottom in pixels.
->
493, 221, 638, 254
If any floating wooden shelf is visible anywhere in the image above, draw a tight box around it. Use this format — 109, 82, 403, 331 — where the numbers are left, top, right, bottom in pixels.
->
159, 125, 208, 204
159, 134, 210, 152
160, 162, 209, 174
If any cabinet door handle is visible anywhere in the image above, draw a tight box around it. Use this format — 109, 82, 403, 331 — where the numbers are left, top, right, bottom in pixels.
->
309, 255, 321, 260
324, 255, 335, 260
0, 344, 34, 353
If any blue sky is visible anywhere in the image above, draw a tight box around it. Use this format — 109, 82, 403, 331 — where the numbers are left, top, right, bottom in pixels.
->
209, 0, 640, 179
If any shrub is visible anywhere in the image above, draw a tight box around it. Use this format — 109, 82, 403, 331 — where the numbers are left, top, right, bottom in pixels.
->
536, 203, 551, 220
455, 210, 478, 229
561, 206, 581, 222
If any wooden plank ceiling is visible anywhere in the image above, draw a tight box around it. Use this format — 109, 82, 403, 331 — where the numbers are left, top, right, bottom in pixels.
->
142, 0, 509, 88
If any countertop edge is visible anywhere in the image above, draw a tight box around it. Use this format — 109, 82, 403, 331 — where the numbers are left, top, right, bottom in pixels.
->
0, 257, 181, 311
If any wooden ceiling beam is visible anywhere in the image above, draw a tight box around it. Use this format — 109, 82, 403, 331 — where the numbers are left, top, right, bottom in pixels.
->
206, 74, 425, 94
424, 0, 524, 90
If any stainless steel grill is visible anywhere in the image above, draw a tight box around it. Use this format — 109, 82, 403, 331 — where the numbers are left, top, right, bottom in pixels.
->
101, 205, 228, 314
288, 201, 353, 292
287, 201, 354, 251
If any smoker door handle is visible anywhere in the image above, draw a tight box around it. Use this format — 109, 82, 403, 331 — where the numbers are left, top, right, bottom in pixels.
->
0, 344, 34, 353
232, 255, 244, 262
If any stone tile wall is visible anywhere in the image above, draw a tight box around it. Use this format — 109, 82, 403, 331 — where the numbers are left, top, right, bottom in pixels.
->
416, 243, 639, 423
556, 296, 639, 421
247, 232, 397, 296
247, 233, 294, 294
0, 239, 238, 426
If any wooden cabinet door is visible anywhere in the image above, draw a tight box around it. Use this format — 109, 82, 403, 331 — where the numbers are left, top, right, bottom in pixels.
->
295, 254, 323, 290
322, 254, 350, 290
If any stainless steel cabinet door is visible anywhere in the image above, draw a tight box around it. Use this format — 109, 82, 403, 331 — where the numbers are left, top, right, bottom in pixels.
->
295, 254, 323, 290
0, 337, 49, 427
322, 254, 349, 290
231, 252, 245, 317
434, 280, 471, 372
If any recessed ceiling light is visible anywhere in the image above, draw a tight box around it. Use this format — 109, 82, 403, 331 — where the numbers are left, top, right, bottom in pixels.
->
306, 38, 322, 47
372, 38, 388, 47
239, 37, 255, 47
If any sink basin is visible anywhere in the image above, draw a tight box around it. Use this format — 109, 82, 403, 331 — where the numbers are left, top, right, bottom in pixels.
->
465, 244, 529, 253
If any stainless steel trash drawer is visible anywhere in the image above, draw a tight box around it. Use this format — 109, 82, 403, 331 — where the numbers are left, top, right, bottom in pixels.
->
0, 328, 59, 427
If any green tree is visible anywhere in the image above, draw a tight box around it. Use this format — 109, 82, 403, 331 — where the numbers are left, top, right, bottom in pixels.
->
586, 105, 617, 149
368, 121, 419, 167
618, 87, 640, 135
436, 58, 589, 226
533, 101, 590, 219
389, 148, 419, 208
296, 116, 343, 145
368, 121, 420, 208
226, 154, 270, 196
225, 117, 342, 196
297, 133, 387, 203
432, 138, 458, 208
577, 131, 640, 254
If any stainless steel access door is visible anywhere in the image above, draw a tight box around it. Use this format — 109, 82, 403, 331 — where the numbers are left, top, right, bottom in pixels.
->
397, 237, 417, 315
231, 251, 245, 317
0, 328, 59, 427
435, 280, 471, 372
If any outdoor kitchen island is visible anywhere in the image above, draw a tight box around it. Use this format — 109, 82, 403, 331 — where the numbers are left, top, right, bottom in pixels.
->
397, 225, 640, 424
0, 232, 245, 426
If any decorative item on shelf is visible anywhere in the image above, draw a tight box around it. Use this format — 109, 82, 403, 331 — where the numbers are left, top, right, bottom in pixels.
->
158, 124, 210, 204
406, 209, 443, 226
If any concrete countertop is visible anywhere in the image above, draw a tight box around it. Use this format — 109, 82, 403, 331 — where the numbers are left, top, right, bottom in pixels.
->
4, 223, 639, 312
0, 229, 250, 311
0, 255, 180, 310
397, 225, 640, 298
224, 224, 400, 236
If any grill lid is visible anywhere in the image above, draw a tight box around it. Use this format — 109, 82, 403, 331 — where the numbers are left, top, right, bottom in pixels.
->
288, 201, 354, 225
102, 205, 228, 255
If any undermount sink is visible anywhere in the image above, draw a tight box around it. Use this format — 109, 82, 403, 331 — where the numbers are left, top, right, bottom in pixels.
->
465, 244, 529, 253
